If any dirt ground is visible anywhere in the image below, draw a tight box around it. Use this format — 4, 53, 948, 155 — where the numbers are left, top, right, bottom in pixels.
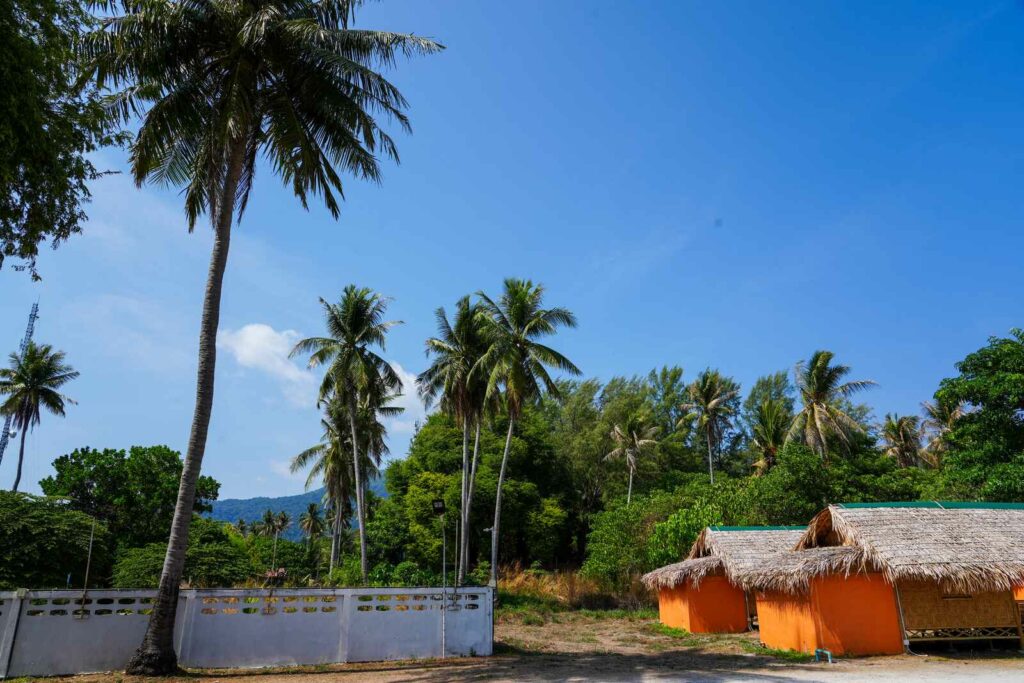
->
39, 613, 1024, 682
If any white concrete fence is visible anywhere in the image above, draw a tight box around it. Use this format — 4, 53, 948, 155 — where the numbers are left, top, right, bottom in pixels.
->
0, 586, 493, 678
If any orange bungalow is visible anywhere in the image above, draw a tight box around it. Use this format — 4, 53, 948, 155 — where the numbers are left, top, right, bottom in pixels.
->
747, 502, 1024, 656
641, 526, 805, 634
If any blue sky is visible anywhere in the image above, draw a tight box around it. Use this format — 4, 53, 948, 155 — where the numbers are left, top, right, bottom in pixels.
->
2, 1, 1022, 499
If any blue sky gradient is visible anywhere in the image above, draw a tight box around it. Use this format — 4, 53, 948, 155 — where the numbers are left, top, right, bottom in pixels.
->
2, 1, 1022, 498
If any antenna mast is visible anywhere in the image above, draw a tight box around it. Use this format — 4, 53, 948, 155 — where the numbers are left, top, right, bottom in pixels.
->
0, 302, 39, 465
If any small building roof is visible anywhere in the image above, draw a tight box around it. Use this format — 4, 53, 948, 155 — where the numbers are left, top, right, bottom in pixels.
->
642, 526, 805, 590
794, 502, 1024, 593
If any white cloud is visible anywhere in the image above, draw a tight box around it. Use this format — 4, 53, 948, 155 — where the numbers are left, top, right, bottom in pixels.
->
387, 362, 426, 436
268, 459, 305, 482
217, 323, 316, 407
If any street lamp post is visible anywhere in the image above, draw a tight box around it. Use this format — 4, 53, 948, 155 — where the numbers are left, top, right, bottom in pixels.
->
431, 499, 447, 658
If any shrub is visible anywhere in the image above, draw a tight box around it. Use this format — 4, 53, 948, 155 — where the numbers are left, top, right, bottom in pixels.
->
0, 492, 113, 589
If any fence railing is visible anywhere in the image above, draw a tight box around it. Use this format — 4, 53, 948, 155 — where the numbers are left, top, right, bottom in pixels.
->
0, 586, 493, 677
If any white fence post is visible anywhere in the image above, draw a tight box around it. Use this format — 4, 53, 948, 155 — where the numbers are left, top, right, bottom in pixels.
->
0, 589, 25, 678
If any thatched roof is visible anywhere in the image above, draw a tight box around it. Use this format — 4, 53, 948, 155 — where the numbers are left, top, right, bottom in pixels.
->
642, 526, 804, 590
745, 546, 872, 593
796, 503, 1024, 593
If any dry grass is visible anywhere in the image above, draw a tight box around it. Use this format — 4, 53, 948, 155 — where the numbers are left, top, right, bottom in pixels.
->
497, 565, 654, 624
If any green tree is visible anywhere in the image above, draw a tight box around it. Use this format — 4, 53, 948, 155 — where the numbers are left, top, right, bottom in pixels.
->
0, 341, 78, 490
881, 414, 923, 468
0, 491, 113, 589
0, 0, 118, 278
937, 329, 1024, 500
83, 1, 440, 671
742, 371, 795, 431
299, 503, 325, 544
605, 414, 658, 504
292, 287, 403, 584
681, 369, 739, 484
787, 350, 876, 460
39, 445, 220, 548
750, 399, 791, 475
417, 295, 488, 582
113, 517, 252, 589
646, 499, 721, 568
476, 278, 580, 584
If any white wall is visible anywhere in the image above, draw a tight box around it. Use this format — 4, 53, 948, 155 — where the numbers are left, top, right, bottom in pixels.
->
0, 587, 493, 677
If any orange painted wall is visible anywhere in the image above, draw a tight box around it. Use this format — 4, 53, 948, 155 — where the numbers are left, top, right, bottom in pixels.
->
658, 576, 749, 633
756, 573, 904, 656
1014, 585, 1024, 601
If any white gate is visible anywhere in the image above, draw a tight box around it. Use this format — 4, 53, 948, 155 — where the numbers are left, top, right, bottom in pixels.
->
0, 587, 493, 677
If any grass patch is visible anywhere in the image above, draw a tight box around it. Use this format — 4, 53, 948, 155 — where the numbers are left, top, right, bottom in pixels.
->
739, 641, 815, 662
497, 589, 656, 625
646, 623, 704, 646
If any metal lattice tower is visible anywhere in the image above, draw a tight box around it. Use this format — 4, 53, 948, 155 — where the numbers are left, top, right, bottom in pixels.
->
0, 302, 39, 464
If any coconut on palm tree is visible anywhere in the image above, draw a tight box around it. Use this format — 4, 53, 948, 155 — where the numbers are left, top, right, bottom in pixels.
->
881, 413, 924, 468
82, 1, 441, 672
476, 279, 580, 586
291, 288, 402, 585
787, 350, 876, 460
0, 341, 78, 491
680, 369, 739, 485
605, 415, 658, 504
751, 398, 790, 475
417, 296, 488, 582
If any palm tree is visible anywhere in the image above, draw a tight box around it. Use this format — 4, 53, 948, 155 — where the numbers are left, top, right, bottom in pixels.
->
291, 287, 402, 584
235, 519, 248, 537
0, 342, 78, 491
82, 1, 442, 673
299, 503, 325, 545
787, 350, 876, 461
921, 397, 965, 464
605, 416, 658, 504
881, 414, 924, 468
257, 509, 276, 538
417, 296, 488, 582
751, 398, 790, 475
476, 279, 580, 585
271, 511, 291, 568
680, 369, 738, 485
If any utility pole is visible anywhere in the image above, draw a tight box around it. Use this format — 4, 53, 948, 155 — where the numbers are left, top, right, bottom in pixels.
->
0, 302, 39, 468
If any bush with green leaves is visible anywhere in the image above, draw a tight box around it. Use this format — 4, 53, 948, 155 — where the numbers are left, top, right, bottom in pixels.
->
0, 491, 113, 589
112, 517, 252, 588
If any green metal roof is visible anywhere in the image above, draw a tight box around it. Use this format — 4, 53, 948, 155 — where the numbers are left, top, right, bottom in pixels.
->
839, 501, 1024, 510
710, 525, 807, 531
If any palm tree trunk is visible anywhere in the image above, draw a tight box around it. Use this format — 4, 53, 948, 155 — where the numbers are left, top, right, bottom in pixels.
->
126, 138, 245, 676
347, 394, 368, 584
272, 531, 279, 569
706, 430, 715, 485
11, 424, 27, 492
461, 419, 481, 581
457, 419, 469, 583
626, 467, 633, 505
329, 503, 342, 574
489, 417, 515, 587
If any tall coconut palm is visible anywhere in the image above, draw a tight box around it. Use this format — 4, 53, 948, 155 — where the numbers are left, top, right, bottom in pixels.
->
82, 1, 441, 673
786, 350, 876, 461
0, 342, 78, 491
476, 279, 580, 585
291, 389, 396, 574
604, 416, 658, 504
751, 398, 791, 475
235, 519, 248, 537
291, 289, 402, 585
881, 414, 924, 468
271, 511, 291, 568
417, 296, 488, 582
921, 398, 965, 464
680, 369, 738, 485
299, 503, 325, 545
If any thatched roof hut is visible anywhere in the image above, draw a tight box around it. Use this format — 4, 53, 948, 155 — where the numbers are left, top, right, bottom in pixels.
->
642, 526, 804, 590
793, 502, 1024, 593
